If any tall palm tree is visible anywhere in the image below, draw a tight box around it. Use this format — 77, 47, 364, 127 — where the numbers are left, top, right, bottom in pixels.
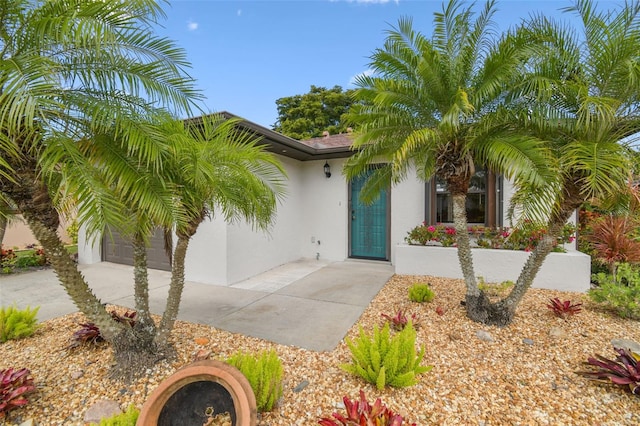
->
345, 0, 550, 324
0, 0, 201, 371
502, 0, 640, 321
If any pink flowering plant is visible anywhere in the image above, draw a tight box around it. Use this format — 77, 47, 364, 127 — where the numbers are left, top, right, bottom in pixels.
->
404, 223, 456, 247
406, 222, 576, 252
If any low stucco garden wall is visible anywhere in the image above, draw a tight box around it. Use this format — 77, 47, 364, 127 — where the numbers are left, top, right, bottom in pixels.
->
394, 244, 591, 292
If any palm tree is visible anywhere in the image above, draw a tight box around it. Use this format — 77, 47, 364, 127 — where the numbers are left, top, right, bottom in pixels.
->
86, 114, 286, 366
501, 0, 640, 321
345, 0, 549, 324
154, 114, 286, 346
0, 0, 201, 371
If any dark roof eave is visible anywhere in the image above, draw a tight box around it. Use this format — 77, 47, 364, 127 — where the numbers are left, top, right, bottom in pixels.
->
218, 111, 355, 161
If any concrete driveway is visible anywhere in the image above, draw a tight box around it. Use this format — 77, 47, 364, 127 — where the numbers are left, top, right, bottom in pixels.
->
0, 259, 394, 351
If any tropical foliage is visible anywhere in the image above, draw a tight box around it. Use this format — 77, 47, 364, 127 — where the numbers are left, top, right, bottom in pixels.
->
590, 263, 640, 320
0, 0, 285, 375
345, 0, 639, 325
341, 322, 431, 390
227, 349, 284, 412
0, 368, 35, 419
0, 305, 39, 343
577, 346, 640, 395
318, 390, 416, 426
345, 0, 550, 325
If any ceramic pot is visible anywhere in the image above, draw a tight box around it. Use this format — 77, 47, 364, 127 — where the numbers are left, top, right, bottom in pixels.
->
137, 359, 257, 425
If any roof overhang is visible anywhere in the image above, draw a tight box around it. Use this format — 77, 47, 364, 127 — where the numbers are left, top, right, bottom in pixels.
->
216, 111, 355, 161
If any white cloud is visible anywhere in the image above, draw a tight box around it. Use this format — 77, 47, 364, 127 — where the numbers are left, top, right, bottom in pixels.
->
187, 20, 198, 31
349, 69, 374, 86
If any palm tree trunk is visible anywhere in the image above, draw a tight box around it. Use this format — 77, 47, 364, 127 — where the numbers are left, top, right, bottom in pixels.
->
503, 208, 575, 311
0, 215, 6, 246
155, 233, 190, 346
451, 193, 479, 296
131, 230, 157, 341
25, 218, 123, 341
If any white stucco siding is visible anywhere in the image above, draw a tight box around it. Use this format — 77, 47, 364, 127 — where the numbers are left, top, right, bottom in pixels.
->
224, 156, 306, 284
77, 225, 101, 264
299, 158, 349, 262
184, 215, 228, 285
390, 167, 425, 264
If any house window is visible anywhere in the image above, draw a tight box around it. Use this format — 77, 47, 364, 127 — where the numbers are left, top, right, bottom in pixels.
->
427, 169, 499, 227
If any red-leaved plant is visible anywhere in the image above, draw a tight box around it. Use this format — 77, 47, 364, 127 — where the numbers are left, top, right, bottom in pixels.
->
546, 298, 582, 318
380, 309, 419, 331
0, 368, 36, 418
72, 310, 137, 345
576, 347, 640, 395
318, 390, 416, 426
587, 215, 640, 277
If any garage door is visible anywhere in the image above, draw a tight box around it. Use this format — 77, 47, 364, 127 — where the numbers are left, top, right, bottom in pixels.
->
102, 227, 172, 271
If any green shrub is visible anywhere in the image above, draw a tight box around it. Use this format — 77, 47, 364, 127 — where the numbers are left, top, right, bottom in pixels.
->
341, 322, 431, 390
589, 263, 640, 320
408, 283, 434, 303
91, 405, 139, 426
15, 253, 41, 268
409, 283, 436, 303
0, 305, 39, 343
226, 349, 283, 412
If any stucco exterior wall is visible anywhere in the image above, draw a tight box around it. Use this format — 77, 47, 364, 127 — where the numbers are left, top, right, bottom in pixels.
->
184, 216, 229, 285
299, 158, 349, 261
390, 166, 425, 264
223, 156, 307, 284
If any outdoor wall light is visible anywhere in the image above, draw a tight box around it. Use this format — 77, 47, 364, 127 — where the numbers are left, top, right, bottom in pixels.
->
324, 161, 331, 178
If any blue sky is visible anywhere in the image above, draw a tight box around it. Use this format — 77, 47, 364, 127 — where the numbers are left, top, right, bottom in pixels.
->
157, 0, 608, 128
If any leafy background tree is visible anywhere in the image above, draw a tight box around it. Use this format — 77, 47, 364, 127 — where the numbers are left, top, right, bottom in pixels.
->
273, 85, 356, 139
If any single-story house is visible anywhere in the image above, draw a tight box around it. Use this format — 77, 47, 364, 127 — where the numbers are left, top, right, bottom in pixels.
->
78, 112, 590, 291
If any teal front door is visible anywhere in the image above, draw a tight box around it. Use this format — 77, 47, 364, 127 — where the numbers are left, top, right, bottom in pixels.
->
350, 170, 388, 259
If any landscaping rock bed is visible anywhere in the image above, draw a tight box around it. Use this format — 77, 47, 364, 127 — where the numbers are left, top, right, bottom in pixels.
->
1, 275, 638, 425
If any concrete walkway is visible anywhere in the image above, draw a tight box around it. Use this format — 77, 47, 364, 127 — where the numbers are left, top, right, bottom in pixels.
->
0, 259, 394, 351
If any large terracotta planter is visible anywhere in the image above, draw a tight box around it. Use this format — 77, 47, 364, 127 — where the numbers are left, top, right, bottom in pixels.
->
137, 359, 257, 426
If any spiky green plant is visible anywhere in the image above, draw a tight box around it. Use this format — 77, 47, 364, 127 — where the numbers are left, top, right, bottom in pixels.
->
226, 349, 283, 412
341, 322, 431, 390
0, 305, 39, 343
408, 283, 435, 303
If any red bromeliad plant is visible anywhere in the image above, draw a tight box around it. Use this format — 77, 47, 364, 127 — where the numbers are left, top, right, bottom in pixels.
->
0, 368, 36, 418
546, 298, 582, 318
380, 309, 419, 331
577, 347, 640, 395
110, 310, 137, 327
318, 390, 416, 426
586, 215, 640, 277
73, 310, 137, 345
